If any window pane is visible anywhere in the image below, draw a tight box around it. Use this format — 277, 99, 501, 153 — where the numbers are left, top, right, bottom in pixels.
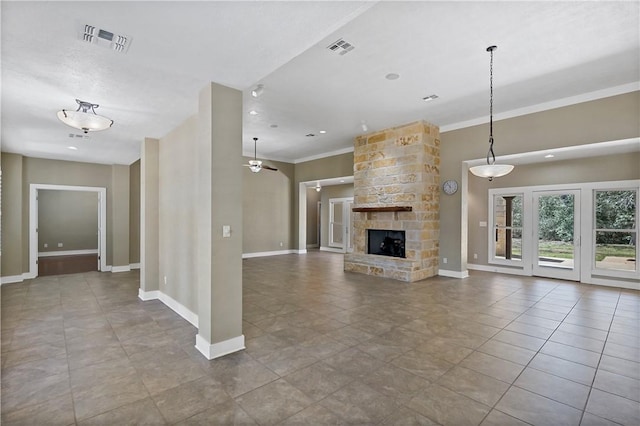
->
332, 224, 343, 244
595, 231, 636, 272
494, 195, 523, 228
494, 227, 522, 262
595, 190, 636, 230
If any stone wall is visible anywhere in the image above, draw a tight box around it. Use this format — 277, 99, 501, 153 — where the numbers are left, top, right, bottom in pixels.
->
344, 121, 440, 282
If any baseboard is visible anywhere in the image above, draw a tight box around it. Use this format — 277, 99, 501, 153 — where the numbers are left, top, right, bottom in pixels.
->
130, 263, 141, 270
306, 244, 319, 249
138, 288, 160, 301
38, 249, 98, 257
467, 263, 528, 276
159, 292, 199, 327
103, 265, 113, 272
111, 265, 131, 273
0, 274, 25, 285
242, 249, 296, 259
320, 246, 344, 254
195, 334, 245, 360
296, 249, 307, 254
438, 269, 470, 279
137, 287, 199, 327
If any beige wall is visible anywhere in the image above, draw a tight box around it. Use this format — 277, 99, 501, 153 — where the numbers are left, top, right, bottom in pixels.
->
440, 91, 640, 273
129, 160, 141, 264
0, 154, 140, 278
1, 153, 23, 277
21, 157, 114, 269
159, 115, 199, 312
243, 158, 295, 253
306, 188, 321, 246
319, 184, 354, 248
38, 190, 98, 252
140, 138, 159, 293
468, 152, 640, 267
294, 152, 354, 250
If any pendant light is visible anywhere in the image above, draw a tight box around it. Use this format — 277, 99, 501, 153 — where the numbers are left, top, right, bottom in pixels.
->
57, 99, 113, 134
469, 46, 514, 181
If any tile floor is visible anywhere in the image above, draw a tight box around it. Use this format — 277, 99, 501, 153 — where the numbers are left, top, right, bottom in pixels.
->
1, 251, 639, 425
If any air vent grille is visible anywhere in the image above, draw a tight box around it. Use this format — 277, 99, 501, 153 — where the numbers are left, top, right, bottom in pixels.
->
81, 24, 131, 53
327, 38, 355, 55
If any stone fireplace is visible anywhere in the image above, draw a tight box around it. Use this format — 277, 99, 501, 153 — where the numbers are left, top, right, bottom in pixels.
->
344, 120, 440, 282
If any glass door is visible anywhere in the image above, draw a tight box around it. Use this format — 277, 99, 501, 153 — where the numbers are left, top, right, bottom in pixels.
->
329, 199, 345, 249
533, 190, 581, 281
329, 197, 354, 253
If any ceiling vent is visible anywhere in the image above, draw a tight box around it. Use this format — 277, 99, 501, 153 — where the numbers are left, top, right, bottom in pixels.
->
327, 38, 355, 55
80, 24, 131, 53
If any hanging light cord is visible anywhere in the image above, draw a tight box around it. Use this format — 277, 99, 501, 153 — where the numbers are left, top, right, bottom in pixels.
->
487, 46, 496, 166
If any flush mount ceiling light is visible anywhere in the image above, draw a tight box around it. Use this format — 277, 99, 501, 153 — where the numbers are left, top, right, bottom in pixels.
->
57, 99, 113, 134
248, 110, 259, 115
315, 182, 321, 192
469, 46, 514, 181
251, 84, 264, 98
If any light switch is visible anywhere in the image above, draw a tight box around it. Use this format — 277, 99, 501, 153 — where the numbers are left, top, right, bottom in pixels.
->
222, 225, 231, 238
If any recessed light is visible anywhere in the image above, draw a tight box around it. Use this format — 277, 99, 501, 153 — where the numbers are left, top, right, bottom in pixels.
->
319, 130, 327, 134
251, 84, 264, 98
385, 73, 400, 80
68, 146, 78, 150
545, 154, 554, 158
422, 94, 439, 102
248, 110, 258, 115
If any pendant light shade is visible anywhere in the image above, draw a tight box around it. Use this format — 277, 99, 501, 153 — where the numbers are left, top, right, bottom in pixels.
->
469, 46, 514, 181
57, 99, 113, 134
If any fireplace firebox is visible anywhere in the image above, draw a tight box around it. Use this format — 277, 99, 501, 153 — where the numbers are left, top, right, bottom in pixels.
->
367, 229, 406, 258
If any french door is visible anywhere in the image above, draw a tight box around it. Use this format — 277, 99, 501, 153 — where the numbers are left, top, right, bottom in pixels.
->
329, 197, 354, 253
533, 190, 581, 281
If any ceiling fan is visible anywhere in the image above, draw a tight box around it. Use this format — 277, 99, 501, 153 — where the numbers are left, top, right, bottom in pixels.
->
244, 137, 278, 173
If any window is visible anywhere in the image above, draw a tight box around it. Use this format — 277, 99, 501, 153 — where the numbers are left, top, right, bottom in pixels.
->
593, 189, 637, 273
492, 194, 523, 264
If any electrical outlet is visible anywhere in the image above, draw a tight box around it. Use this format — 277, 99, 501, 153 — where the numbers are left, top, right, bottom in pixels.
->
223, 225, 231, 238
44, 243, 48, 248
443, 257, 448, 264
279, 241, 283, 247
474, 253, 478, 259
164, 276, 167, 285
57, 242, 63, 248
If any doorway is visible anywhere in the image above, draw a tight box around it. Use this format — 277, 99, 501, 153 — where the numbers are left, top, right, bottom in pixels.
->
29, 184, 107, 278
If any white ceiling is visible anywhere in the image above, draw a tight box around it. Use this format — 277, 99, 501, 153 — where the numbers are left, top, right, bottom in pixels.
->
2, 1, 639, 166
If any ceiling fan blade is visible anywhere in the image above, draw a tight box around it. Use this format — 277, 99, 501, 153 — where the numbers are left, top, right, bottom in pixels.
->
262, 165, 278, 171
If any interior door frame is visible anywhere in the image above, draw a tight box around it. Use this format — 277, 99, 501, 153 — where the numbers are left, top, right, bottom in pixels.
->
29, 184, 107, 278
532, 189, 581, 281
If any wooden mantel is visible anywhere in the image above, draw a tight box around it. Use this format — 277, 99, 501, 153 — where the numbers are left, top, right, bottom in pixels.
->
352, 206, 412, 213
